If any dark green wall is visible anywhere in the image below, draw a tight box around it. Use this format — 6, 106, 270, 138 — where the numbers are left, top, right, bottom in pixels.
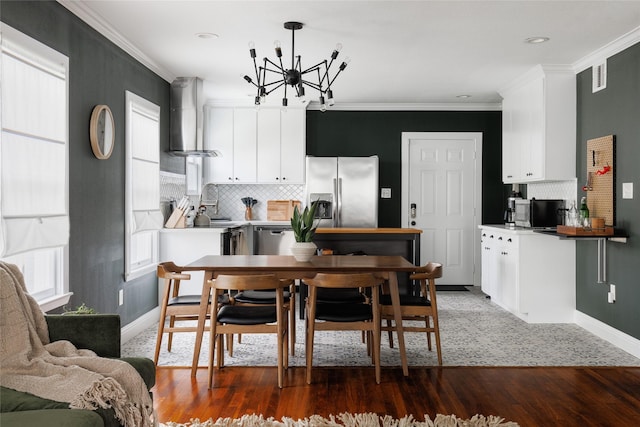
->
1, 1, 176, 324
576, 42, 640, 339
306, 110, 505, 227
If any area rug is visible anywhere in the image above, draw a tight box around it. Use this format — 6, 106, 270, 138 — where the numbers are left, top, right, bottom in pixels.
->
124, 287, 640, 367
159, 413, 519, 427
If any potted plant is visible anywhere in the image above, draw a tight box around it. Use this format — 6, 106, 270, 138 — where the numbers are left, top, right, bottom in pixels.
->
290, 199, 320, 261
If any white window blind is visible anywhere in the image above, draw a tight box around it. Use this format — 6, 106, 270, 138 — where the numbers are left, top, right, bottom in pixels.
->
125, 91, 161, 281
0, 23, 70, 310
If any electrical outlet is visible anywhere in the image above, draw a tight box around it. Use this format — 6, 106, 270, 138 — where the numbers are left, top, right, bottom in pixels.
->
381, 188, 392, 199
608, 284, 616, 304
118, 289, 124, 306
622, 182, 633, 199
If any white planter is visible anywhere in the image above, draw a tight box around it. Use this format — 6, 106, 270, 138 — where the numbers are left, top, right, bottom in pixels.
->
291, 242, 317, 262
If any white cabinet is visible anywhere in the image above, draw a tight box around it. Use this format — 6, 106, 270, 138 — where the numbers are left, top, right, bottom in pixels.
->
480, 230, 518, 312
204, 107, 305, 184
256, 108, 305, 184
500, 65, 576, 183
277, 108, 305, 183
159, 229, 224, 301
479, 226, 575, 323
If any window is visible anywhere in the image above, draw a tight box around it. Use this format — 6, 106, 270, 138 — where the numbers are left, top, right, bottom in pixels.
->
125, 91, 163, 281
0, 24, 70, 311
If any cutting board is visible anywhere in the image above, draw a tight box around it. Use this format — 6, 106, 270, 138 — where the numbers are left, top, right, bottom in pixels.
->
267, 200, 301, 221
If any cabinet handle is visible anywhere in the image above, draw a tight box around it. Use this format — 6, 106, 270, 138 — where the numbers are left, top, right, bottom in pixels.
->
490, 235, 494, 239
482, 233, 486, 237
228, 177, 232, 181
282, 177, 286, 181
276, 177, 279, 180
235, 177, 239, 180
507, 238, 512, 242
498, 237, 503, 241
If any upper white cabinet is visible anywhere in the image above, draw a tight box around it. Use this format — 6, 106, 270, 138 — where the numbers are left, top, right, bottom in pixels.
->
500, 65, 576, 183
204, 106, 305, 184
257, 108, 305, 184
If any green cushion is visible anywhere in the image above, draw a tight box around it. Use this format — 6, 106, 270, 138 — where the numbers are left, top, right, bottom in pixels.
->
120, 357, 156, 389
0, 409, 105, 427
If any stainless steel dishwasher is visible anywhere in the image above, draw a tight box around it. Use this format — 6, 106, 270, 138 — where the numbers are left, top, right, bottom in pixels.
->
254, 226, 296, 255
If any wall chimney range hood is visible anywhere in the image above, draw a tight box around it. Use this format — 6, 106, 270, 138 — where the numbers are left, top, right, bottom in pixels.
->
169, 77, 220, 157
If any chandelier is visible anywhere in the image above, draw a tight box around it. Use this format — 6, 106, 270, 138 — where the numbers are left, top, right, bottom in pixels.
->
243, 21, 349, 111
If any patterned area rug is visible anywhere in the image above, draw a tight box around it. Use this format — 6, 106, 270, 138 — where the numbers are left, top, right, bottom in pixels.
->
159, 413, 519, 427
123, 287, 640, 367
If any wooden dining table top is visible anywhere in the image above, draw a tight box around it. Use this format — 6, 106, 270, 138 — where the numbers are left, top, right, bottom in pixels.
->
183, 254, 418, 274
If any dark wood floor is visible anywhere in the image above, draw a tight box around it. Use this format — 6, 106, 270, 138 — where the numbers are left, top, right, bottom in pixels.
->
153, 366, 640, 426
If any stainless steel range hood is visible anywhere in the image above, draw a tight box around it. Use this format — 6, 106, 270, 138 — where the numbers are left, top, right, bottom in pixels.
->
169, 77, 220, 157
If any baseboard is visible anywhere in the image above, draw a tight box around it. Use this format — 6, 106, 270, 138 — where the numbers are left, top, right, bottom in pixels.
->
575, 310, 640, 359
121, 307, 159, 344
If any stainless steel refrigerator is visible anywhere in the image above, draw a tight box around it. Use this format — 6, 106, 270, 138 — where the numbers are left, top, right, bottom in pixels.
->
305, 156, 379, 228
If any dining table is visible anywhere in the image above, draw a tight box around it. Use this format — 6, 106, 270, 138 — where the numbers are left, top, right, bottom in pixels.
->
182, 254, 418, 377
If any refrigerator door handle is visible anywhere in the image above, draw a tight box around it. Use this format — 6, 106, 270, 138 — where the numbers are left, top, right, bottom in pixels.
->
334, 177, 341, 227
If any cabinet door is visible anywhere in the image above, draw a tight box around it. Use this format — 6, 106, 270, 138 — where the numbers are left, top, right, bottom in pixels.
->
523, 77, 544, 180
233, 108, 257, 183
256, 109, 281, 183
480, 230, 494, 295
502, 96, 520, 183
280, 108, 305, 183
204, 107, 234, 183
497, 235, 518, 312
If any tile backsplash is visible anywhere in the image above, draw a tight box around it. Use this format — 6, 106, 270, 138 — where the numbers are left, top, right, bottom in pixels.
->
526, 179, 578, 206
160, 172, 304, 221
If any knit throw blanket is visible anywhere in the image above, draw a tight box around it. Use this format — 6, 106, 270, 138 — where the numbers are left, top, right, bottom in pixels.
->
0, 262, 154, 427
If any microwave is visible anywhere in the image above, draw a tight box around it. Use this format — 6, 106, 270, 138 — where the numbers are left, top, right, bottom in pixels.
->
514, 199, 565, 228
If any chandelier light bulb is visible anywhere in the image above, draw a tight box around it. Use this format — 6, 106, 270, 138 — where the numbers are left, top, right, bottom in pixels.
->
327, 90, 335, 106
248, 41, 256, 58
274, 40, 282, 58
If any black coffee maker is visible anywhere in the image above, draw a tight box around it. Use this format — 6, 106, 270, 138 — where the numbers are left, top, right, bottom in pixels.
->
504, 185, 523, 225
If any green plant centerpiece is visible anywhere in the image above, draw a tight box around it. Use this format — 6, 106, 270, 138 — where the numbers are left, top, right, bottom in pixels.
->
290, 200, 320, 261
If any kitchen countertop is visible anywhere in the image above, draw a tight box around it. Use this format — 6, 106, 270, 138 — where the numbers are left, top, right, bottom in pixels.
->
316, 228, 422, 234
478, 224, 539, 235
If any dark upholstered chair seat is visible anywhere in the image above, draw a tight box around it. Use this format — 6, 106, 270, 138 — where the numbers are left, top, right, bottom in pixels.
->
217, 305, 277, 325
233, 290, 291, 304
168, 294, 228, 306
379, 294, 431, 307
316, 287, 366, 304
315, 302, 372, 322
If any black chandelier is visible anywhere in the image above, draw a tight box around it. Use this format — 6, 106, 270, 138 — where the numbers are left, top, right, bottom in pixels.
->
243, 21, 349, 111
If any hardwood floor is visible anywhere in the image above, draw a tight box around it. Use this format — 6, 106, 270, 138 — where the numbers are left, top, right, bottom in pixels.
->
153, 366, 640, 426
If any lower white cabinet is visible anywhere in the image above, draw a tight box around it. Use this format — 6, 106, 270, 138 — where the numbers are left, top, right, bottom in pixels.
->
158, 229, 224, 303
479, 226, 575, 323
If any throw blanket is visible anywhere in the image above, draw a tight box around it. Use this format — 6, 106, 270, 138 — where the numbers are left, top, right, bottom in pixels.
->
0, 262, 154, 427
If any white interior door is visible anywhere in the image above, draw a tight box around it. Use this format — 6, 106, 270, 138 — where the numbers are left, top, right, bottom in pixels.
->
401, 132, 482, 286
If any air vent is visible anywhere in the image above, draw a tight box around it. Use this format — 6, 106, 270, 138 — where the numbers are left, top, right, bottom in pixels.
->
592, 60, 607, 93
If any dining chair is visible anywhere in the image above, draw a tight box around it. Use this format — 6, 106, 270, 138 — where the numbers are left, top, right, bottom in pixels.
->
304, 273, 384, 384
380, 262, 443, 365
155, 261, 204, 366
230, 278, 297, 355
206, 274, 289, 388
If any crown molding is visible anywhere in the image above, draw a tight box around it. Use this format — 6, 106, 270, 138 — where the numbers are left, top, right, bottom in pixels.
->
306, 102, 502, 111
572, 25, 640, 73
56, 0, 175, 82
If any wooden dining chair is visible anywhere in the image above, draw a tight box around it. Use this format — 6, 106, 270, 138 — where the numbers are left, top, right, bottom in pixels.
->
304, 273, 384, 384
380, 262, 443, 365
206, 274, 289, 388
155, 261, 210, 366
230, 278, 296, 355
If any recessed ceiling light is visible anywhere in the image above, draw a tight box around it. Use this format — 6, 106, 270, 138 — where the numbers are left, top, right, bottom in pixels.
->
525, 36, 550, 44
456, 94, 471, 99
196, 32, 219, 39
